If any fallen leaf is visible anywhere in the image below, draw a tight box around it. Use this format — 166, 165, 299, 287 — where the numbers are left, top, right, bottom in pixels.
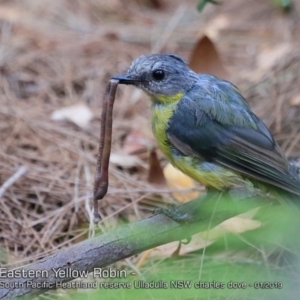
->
163, 163, 201, 202
220, 216, 261, 233
189, 35, 229, 80
110, 152, 144, 168
147, 208, 261, 258
148, 149, 167, 188
0, 6, 30, 22
136, 249, 153, 269
122, 129, 156, 158
51, 103, 93, 129
290, 95, 300, 106
205, 15, 229, 39
145, 236, 214, 259
199, 208, 261, 240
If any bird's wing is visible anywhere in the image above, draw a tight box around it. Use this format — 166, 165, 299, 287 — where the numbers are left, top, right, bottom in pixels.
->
166, 93, 300, 195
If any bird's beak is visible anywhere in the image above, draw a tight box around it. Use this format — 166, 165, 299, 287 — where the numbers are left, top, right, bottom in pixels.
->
111, 74, 139, 85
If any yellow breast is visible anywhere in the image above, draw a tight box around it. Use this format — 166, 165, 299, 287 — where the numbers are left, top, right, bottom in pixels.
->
150, 94, 245, 191
151, 100, 180, 161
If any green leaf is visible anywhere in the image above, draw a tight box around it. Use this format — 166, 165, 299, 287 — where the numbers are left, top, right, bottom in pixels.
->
197, 0, 221, 12
272, 0, 292, 11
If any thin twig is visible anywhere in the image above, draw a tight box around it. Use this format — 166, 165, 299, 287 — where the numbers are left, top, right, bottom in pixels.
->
0, 166, 27, 199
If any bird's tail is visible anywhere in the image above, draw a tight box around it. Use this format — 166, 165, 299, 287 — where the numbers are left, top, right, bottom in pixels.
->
285, 159, 300, 203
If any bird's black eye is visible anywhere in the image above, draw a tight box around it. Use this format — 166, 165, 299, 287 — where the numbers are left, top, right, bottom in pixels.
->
152, 69, 165, 81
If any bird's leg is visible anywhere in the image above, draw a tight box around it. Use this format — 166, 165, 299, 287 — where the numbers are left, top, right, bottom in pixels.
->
154, 186, 261, 223
154, 187, 263, 245
153, 191, 214, 245
228, 186, 260, 201
154, 188, 222, 223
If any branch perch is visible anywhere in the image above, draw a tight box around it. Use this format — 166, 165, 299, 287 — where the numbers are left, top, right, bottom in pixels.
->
0, 193, 262, 299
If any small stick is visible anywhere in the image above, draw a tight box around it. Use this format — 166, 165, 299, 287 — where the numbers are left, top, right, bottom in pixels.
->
93, 79, 119, 222
0, 166, 27, 199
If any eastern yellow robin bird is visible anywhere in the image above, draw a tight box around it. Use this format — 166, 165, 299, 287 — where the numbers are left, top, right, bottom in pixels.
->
112, 53, 300, 207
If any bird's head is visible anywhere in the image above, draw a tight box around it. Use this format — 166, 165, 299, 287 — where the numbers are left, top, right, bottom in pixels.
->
112, 53, 198, 103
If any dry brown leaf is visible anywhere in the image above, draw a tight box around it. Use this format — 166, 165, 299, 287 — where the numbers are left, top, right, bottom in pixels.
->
205, 15, 230, 39
199, 208, 261, 240
147, 149, 167, 188
148, 208, 261, 257
290, 95, 300, 106
136, 249, 153, 269
220, 216, 261, 233
122, 129, 155, 157
189, 35, 230, 80
51, 103, 93, 129
110, 152, 144, 168
147, 236, 214, 258
163, 163, 201, 202
149, 216, 261, 257
0, 6, 30, 22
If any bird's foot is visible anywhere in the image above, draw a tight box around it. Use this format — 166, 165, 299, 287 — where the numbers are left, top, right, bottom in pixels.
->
154, 201, 201, 223
154, 188, 221, 223
228, 186, 259, 200
154, 204, 194, 244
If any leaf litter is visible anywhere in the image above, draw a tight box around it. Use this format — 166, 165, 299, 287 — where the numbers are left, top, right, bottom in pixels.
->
0, 0, 300, 269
